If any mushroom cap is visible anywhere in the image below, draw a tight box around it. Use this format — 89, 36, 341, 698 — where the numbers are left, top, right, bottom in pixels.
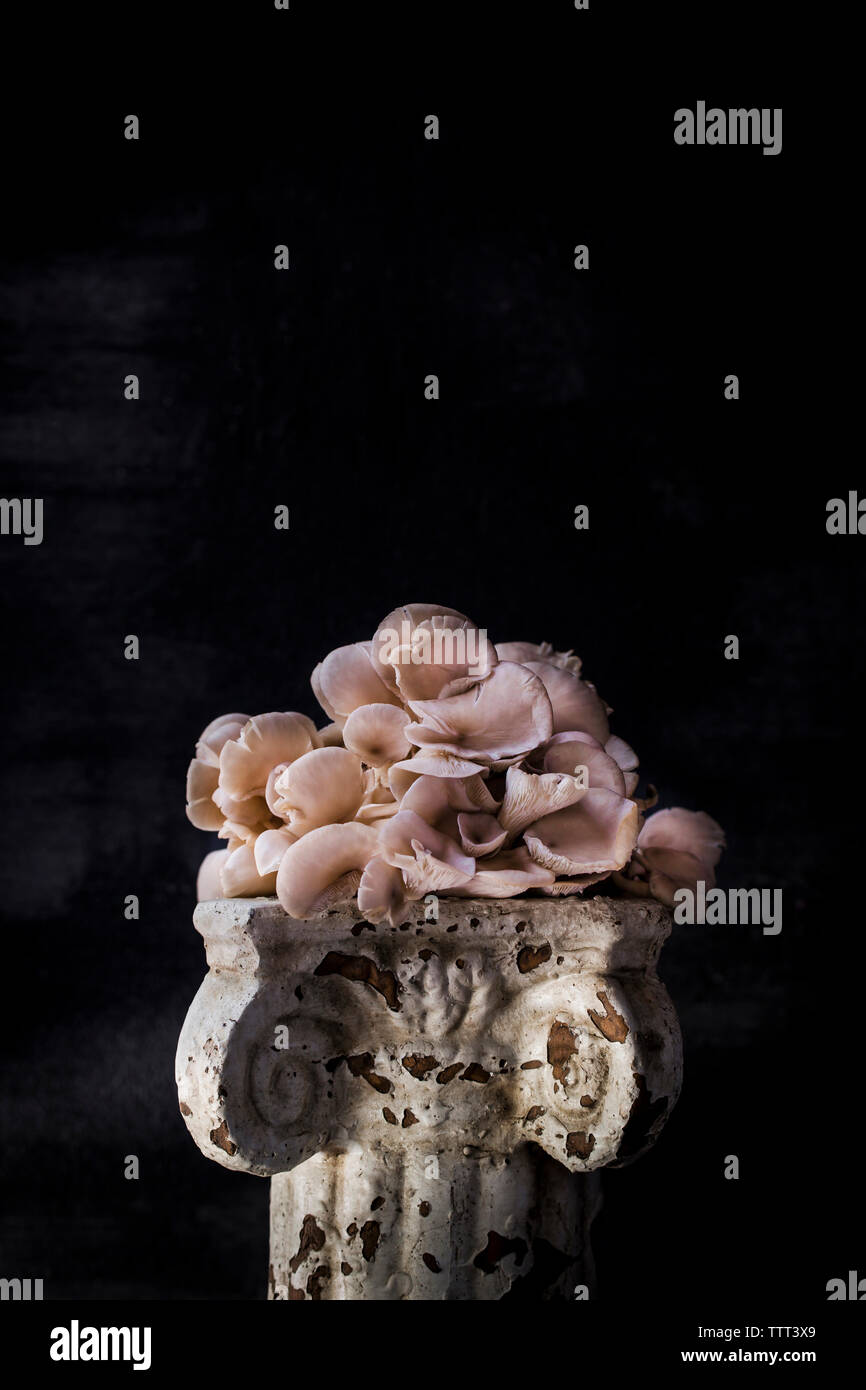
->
406, 662, 554, 763
521, 663, 610, 742
456, 811, 508, 858
219, 841, 278, 898
637, 808, 726, 904
605, 734, 640, 796
496, 642, 582, 676
317, 721, 346, 748
196, 848, 229, 901
185, 756, 223, 830
218, 712, 319, 800
400, 773, 498, 827
253, 826, 298, 876
499, 764, 588, 841
447, 847, 556, 897
194, 713, 251, 766
542, 733, 626, 796
342, 702, 412, 767
377, 809, 476, 892
276, 821, 380, 919
370, 603, 496, 701
357, 856, 413, 928
525, 789, 639, 875
391, 751, 489, 782
311, 642, 403, 722
271, 746, 365, 836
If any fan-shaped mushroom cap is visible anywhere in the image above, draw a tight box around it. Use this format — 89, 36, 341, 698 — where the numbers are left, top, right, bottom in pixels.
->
186, 757, 223, 830
522, 663, 610, 742
270, 746, 365, 836
377, 809, 476, 893
317, 722, 346, 748
213, 788, 275, 829
391, 751, 488, 784
406, 662, 553, 763
311, 642, 403, 722
357, 856, 413, 928
456, 812, 507, 857
499, 764, 588, 841
542, 733, 626, 796
448, 847, 556, 897
496, 642, 582, 676
218, 712, 319, 800
525, 789, 639, 875
371, 603, 497, 701
637, 808, 726, 905
195, 713, 251, 765
605, 735, 640, 796
196, 848, 229, 901
276, 822, 380, 919
220, 842, 278, 897
342, 703, 412, 766
185, 712, 255, 829
400, 773, 499, 826
253, 827, 298, 876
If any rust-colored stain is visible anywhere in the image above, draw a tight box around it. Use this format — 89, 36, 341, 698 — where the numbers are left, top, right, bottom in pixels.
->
461, 1062, 491, 1084
515, 920, 527, 933
547, 1019, 578, 1083
520, 1060, 542, 1070
566, 1130, 596, 1160
360, 1220, 380, 1262
346, 1222, 358, 1241
517, 941, 552, 973
556, 955, 564, 965
419, 1201, 431, 1217
436, 1063, 463, 1086
288, 1284, 305, 1300
371, 1196, 385, 1211
315, 951, 401, 1011
418, 948, 436, 961
345, 1052, 392, 1094
402, 1108, 419, 1128
402, 1053, 439, 1080
588, 990, 629, 1043
382, 1107, 397, 1125
179, 1101, 192, 1117
524, 1106, 545, 1125
306, 1264, 331, 1300
290, 1214, 326, 1273
423, 1253, 442, 1273
209, 1120, 237, 1156
341, 1261, 353, 1276
473, 1231, 528, 1274
580, 1095, 596, 1108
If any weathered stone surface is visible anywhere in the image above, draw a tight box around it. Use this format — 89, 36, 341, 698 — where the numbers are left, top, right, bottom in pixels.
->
176, 894, 681, 1299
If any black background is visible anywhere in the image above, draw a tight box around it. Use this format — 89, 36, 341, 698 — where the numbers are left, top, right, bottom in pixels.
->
0, 5, 857, 1311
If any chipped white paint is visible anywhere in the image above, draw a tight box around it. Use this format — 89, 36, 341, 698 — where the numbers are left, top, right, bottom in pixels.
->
176, 895, 682, 1299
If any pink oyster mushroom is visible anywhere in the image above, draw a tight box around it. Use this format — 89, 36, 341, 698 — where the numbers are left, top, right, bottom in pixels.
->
186, 603, 724, 922
614, 808, 726, 907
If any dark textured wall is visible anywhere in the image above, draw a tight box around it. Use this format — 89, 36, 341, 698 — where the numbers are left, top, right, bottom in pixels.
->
0, 36, 856, 1304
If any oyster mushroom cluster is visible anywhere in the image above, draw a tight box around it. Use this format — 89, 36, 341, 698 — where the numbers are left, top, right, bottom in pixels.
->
186, 603, 724, 925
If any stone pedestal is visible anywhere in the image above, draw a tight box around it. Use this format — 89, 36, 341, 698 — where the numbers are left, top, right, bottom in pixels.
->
176, 895, 681, 1300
